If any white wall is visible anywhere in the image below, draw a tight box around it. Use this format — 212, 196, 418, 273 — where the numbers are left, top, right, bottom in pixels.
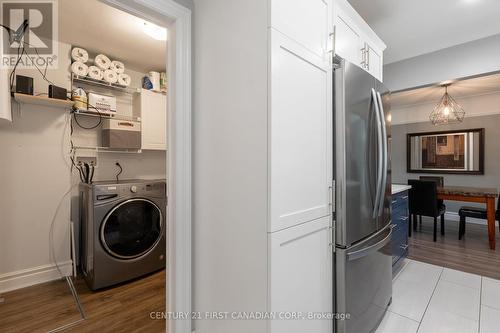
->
193, 0, 269, 332
391, 91, 500, 214
392, 91, 500, 126
0, 42, 73, 292
0, 41, 166, 293
384, 34, 500, 92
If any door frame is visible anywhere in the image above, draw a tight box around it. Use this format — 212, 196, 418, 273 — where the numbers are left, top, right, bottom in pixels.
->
99, 1, 192, 332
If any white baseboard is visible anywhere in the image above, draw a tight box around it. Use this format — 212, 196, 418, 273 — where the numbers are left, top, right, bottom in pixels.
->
0, 261, 73, 293
444, 212, 498, 226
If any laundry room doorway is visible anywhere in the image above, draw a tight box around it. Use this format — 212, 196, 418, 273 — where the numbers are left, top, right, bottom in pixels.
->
0, 0, 191, 332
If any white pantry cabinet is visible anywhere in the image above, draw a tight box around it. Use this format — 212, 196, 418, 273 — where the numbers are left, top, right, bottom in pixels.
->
269, 29, 332, 233
267, 2, 333, 333
333, 0, 386, 81
269, 217, 333, 333
194, 0, 335, 332
135, 89, 167, 150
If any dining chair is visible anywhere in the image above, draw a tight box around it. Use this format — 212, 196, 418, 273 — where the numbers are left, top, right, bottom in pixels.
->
458, 196, 500, 240
408, 179, 447, 242
418, 176, 445, 226
419, 176, 444, 187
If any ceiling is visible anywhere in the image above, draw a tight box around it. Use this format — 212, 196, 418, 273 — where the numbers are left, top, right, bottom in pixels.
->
58, 0, 167, 72
391, 73, 500, 108
348, 0, 500, 64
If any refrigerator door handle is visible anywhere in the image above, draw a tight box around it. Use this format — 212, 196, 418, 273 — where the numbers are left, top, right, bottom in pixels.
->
376, 91, 388, 217
371, 88, 383, 219
346, 225, 393, 261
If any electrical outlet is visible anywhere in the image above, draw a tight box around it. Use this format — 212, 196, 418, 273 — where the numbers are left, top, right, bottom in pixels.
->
76, 156, 97, 167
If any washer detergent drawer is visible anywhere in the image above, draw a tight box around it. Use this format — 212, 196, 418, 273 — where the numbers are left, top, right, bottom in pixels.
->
335, 226, 393, 333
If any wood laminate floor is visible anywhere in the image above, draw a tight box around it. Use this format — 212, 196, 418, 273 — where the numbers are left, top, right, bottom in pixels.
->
0, 270, 166, 333
409, 217, 500, 280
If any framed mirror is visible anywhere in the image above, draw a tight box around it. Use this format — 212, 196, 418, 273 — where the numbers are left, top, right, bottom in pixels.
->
407, 128, 485, 175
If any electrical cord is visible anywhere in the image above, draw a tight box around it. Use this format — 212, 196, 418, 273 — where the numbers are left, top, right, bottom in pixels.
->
115, 162, 123, 182
9, 43, 24, 93
3, 23, 94, 281
49, 183, 79, 279
71, 105, 103, 129
13, 35, 107, 130
20, 44, 55, 87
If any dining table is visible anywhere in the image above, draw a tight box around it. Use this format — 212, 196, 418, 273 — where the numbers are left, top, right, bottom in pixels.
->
437, 186, 499, 250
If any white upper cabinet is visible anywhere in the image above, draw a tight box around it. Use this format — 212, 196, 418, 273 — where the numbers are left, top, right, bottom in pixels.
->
365, 43, 382, 81
135, 89, 167, 150
269, 30, 332, 233
271, 0, 332, 58
333, 0, 386, 81
334, 9, 362, 65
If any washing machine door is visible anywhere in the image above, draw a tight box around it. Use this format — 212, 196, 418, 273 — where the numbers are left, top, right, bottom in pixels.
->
101, 198, 163, 259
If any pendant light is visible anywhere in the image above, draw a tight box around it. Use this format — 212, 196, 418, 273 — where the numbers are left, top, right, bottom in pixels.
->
429, 84, 465, 125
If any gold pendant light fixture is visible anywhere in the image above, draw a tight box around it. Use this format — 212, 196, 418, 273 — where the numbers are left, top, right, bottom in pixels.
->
430, 84, 465, 125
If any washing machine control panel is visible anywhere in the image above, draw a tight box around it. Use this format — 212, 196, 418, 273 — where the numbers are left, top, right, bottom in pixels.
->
93, 181, 166, 202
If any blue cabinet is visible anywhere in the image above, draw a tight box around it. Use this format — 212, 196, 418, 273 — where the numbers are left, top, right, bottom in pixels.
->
391, 190, 409, 275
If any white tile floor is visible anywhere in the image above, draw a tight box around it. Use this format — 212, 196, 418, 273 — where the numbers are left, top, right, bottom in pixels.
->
376, 259, 500, 333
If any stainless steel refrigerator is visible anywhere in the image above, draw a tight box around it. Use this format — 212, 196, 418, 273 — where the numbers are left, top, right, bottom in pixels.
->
333, 57, 392, 333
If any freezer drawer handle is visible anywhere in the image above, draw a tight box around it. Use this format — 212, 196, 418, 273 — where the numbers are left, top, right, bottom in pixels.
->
346, 227, 393, 261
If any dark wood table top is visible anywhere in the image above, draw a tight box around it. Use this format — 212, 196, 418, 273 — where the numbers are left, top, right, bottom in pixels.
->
437, 186, 499, 198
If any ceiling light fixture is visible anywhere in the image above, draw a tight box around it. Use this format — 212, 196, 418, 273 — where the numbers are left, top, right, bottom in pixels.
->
143, 22, 167, 41
429, 84, 465, 126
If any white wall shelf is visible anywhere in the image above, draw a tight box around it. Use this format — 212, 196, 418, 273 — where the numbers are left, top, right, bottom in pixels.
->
71, 109, 141, 122
71, 74, 140, 94
71, 74, 140, 95
14, 93, 74, 109
72, 146, 142, 154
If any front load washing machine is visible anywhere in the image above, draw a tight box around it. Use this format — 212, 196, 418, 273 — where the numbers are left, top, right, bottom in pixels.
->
79, 179, 166, 290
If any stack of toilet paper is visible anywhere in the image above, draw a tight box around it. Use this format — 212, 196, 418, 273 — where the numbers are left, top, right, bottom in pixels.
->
71, 47, 90, 77
70, 47, 132, 87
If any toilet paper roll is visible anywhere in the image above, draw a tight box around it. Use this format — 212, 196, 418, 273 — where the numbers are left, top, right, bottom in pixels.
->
95, 54, 111, 70
88, 66, 103, 80
110, 61, 125, 74
71, 47, 89, 63
117, 73, 131, 87
71, 61, 88, 76
103, 69, 118, 84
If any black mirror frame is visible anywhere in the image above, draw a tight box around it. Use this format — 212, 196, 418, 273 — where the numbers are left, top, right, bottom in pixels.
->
406, 128, 485, 175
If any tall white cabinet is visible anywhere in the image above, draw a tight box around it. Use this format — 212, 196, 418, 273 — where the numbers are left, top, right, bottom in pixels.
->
268, 0, 333, 330
193, 1, 385, 332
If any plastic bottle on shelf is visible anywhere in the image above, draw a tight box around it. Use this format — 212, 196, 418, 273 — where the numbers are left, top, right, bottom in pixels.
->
160, 72, 167, 92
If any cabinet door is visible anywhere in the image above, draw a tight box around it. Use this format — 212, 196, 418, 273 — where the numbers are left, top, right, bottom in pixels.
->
269, 217, 332, 333
269, 30, 332, 232
366, 45, 382, 81
334, 12, 362, 66
141, 89, 167, 150
271, 0, 332, 57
